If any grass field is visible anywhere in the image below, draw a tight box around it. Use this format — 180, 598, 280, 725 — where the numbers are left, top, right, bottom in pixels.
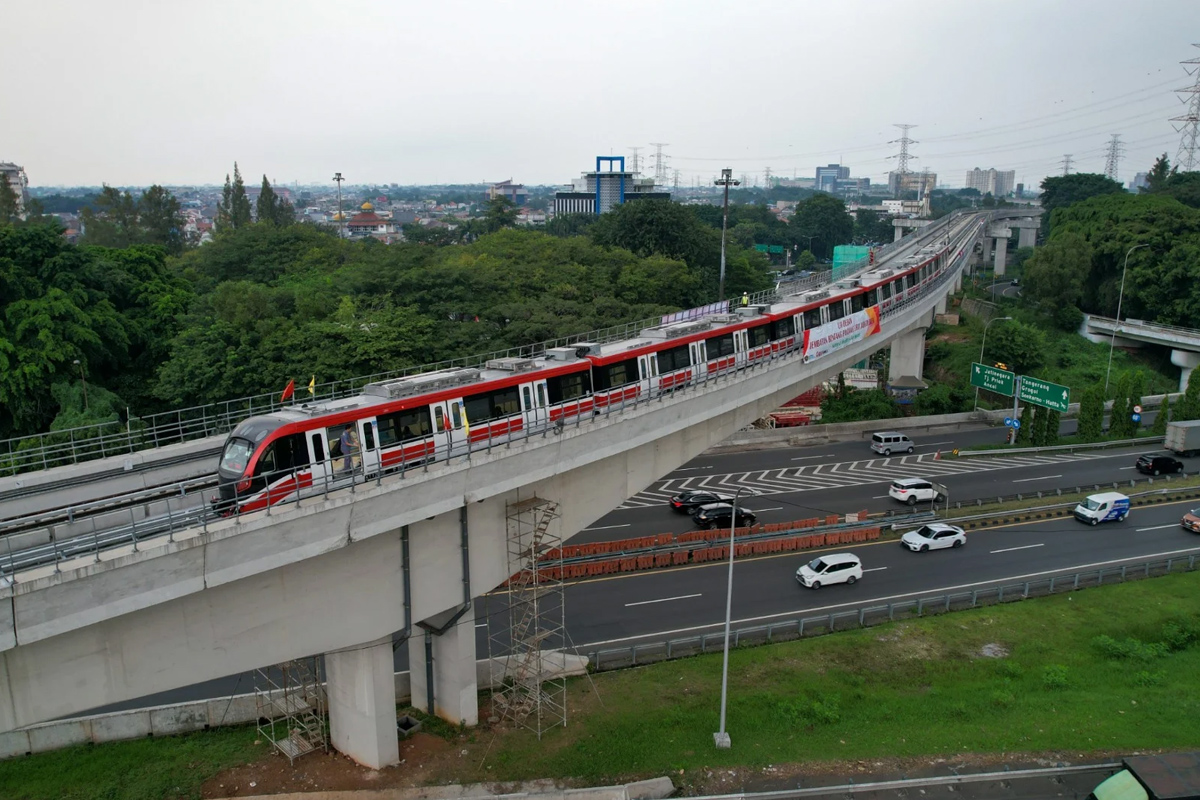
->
4, 572, 1200, 798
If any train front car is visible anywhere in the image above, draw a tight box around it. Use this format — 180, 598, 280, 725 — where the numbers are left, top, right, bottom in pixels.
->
213, 415, 288, 514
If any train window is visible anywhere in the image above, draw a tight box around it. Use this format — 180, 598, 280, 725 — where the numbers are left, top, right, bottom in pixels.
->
311, 433, 325, 463
219, 437, 254, 474
771, 317, 795, 340
362, 423, 376, 451
851, 293, 865, 313
465, 386, 519, 422
451, 402, 463, 428
547, 371, 591, 402
803, 308, 822, 329
828, 301, 846, 321
378, 408, 433, 445
594, 358, 638, 390
880, 281, 893, 300
434, 407, 446, 432
536, 384, 546, 407
748, 325, 770, 347
255, 433, 310, 477
656, 344, 691, 373
708, 333, 734, 357
865, 289, 878, 308
522, 386, 532, 410
904, 273, 916, 291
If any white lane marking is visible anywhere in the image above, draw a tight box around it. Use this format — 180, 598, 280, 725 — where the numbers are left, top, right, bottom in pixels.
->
791, 454, 834, 461
747, 506, 783, 512
582, 523, 632, 531
863, 567, 889, 573
1119, 466, 1136, 470
915, 441, 955, 448
570, 544, 1200, 649
674, 466, 715, 472
475, 623, 488, 628
1136, 524, 1182, 532
1012, 474, 1062, 483
625, 593, 703, 608
990, 543, 1045, 554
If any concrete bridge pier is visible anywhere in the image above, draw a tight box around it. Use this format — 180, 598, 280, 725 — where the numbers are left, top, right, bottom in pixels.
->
889, 327, 927, 382
409, 605, 479, 727
993, 235, 1008, 275
1018, 225, 1036, 249
894, 225, 904, 243
1172, 349, 1200, 392
326, 635, 400, 769
935, 295, 948, 315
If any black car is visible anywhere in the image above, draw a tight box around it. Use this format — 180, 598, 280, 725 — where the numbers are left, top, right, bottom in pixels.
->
669, 490, 733, 513
1135, 454, 1185, 476
691, 503, 757, 530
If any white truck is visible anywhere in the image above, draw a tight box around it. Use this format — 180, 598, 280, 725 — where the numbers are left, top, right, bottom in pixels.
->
1165, 420, 1200, 458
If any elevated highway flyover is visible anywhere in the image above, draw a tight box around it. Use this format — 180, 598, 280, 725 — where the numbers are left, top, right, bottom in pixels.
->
0, 212, 990, 768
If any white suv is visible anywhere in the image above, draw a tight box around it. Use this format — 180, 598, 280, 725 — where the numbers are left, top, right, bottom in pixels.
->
888, 478, 943, 506
795, 552, 863, 589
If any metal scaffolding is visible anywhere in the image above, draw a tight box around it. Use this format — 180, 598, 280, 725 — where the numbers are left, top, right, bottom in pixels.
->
487, 495, 566, 738
254, 658, 328, 764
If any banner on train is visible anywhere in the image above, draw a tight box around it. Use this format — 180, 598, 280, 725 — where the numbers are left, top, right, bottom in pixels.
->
802, 306, 882, 363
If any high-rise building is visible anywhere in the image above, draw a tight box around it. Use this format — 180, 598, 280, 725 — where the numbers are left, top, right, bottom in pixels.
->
1, 162, 29, 216
487, 179, 528, 206
814, 163, 851, 192
1129, 172, 1149, 192
554, 156, 670, 216
888, 170, 936, 197
964, 167, 1015, 197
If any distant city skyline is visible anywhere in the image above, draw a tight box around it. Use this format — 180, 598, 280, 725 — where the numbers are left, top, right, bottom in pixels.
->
4, 1, 1196, 190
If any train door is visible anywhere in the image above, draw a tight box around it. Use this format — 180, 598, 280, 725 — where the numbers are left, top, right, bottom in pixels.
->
733, 329, 749, 367
522, 380, 549, 432
432, 399, 469, 457
689, 340, 707, 381
358, 418, 380, 477
637, 354, 658, 396
308, 428, 330, 485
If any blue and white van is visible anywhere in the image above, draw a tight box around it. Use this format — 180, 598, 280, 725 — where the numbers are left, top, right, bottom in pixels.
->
1073, 492, 1130, 525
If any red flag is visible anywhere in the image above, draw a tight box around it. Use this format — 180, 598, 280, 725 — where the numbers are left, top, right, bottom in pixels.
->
280, 379, 295, 402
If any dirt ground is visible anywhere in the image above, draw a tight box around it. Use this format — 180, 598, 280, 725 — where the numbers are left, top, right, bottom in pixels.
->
203, 727, 1130, 799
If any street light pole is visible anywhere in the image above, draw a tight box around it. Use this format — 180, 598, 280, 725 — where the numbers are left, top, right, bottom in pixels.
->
715, 169, 740, 302
72, 359, 89, 411
332, 172, 345, 238
973, 315, 1012, 411
1105, 243, 1149, 393
714, 487, 754, 749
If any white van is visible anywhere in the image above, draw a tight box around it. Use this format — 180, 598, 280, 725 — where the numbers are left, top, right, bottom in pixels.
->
1072, 492, 1131, 525
871, 432, 914, 455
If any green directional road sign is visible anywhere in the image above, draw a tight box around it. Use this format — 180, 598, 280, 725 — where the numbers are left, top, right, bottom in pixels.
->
1018, 375, 1070, 412
970, 362, 1015, 396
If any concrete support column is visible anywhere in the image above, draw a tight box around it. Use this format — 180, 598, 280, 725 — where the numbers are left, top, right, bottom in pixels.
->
408, 604, 479, 726
1017, 226, 1036, 249
326, 635, 400, 769
953, 270, 963, 293
1172, 349, 1200, 392
993, 236, 1008, 276
888, 328, 926, 382
935, 294, 948, 315
894, 225, 904, 243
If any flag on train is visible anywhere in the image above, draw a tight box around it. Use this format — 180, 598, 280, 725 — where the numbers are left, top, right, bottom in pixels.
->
461, 407, 470, 438
280, 379, 295, 402
308, 375, 316, 396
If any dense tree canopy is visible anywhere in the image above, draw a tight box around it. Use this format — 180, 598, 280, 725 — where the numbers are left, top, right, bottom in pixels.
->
1039, 173, 1125, 225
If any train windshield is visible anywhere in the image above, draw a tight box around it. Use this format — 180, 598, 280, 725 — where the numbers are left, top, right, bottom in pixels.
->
219, 437, 254, 475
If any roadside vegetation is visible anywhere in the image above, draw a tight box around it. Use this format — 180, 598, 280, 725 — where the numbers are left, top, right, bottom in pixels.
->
5, 571, 1200, 798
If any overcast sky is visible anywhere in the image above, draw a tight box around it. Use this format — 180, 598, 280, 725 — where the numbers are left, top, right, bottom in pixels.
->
4, 1, 1198, 190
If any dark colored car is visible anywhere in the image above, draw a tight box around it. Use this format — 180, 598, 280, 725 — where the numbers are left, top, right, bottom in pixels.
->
690, 503, 757, 530
1010, 278, 1020, 286
1135, 454, 1185, 476
669, 490, 733, 513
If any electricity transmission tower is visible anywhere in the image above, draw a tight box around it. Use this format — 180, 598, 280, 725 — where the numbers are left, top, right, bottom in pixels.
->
1173, 44, 1200, 172
888, 124, 917, 196
1060, 154, 1074, 176
650, 142, 670, 185
1103, 135, 1124, 181
763, 167, 773, 189
628, 146, 643, 176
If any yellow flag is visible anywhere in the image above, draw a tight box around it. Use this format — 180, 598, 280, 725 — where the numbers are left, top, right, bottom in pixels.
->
308, 375, 316, 396
461, 405, 470, 438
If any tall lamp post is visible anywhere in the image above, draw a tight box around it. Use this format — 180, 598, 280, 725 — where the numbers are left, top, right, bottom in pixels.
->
973, 315, 1012, 411
715, 169, 740, 302
1105, 243, 1149, 393
714, 487, 755, 749
332, 172, 345, 238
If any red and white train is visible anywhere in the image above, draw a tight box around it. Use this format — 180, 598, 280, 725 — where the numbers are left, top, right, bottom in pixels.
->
215, 218, 979, 514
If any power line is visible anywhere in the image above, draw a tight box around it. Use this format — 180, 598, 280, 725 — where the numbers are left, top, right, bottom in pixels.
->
1172, 44, 1200, 171
1103, 134, 1125, 181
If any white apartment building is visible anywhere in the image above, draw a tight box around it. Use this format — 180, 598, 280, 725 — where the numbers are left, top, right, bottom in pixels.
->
1, 162, 29, 216
965, 167, 1015, 197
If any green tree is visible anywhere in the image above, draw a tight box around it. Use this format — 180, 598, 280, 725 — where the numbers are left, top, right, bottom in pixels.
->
1128, 371, 1145, 433
789, 193, 854, 259
1016, 403, 1034, 445
1177, 371, 1200, 422
256, 175, 279, 225
0, 176, 20, 223
1022, 232, 1092, 326
1043, 409, 1062, 445
1151, 395, 1170, 435
217, 172, 234, 231
1030, 404, 1050, 446
1078, 385, 1105, 441
138, 185, 186, 255
80, 185, 140, 248
545, 212, 595, 238
794, 250, 817, 271
1110, 372, 1134, 438
988, 320, 1046, 373
1142, 154, 1174, 193
482, 196, 518, 233
1039, 173, 1125, 223
817, 387, 900, 424
912, 383, 971, 416
230, 163, 252, 229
